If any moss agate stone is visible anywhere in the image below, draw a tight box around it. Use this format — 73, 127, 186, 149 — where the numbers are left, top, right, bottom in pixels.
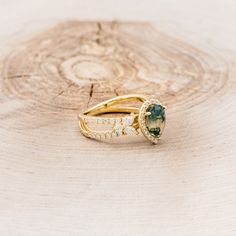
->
145, 104, 165, 137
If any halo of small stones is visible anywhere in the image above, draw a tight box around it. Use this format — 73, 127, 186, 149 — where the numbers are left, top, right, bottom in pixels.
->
138, 99, 164, 144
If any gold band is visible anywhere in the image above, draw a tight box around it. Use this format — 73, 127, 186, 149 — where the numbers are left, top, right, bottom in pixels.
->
78, 94, 166, 144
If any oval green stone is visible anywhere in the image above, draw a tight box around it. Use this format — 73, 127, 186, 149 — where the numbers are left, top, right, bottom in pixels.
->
145, 104, 165, 137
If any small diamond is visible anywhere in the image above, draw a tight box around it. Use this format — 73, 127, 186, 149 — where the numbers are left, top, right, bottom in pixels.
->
114, 124, 123, 136
109, 118, 115, 124
144, 130, 149, 135
123, 116, 134, 126
116, 118, 121, 123
124, 126, 137, 135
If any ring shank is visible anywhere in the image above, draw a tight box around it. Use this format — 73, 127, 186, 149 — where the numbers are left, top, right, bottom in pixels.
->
83, 94, 147, 116
78, 94, 147, 140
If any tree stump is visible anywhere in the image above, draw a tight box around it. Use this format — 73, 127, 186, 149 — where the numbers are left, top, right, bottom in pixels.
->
0, 21, 235, 235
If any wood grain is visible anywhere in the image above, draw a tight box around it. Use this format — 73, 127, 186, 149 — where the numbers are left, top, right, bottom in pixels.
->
0, 21, 236, 236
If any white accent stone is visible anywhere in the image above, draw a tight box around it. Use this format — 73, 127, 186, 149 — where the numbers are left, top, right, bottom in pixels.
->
116, 118, 121, 123
123, 116, 134, 126
114, 124, 123, 136
124, 126, 137, 135
97, 118, 102, 124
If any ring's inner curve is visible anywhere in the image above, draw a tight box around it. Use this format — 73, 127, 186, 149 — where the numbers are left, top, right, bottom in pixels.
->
83, 94, 147, 116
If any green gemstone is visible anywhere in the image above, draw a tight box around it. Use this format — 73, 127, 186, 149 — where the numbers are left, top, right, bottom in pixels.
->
149, 127, 161, 136
147, 104, 165, 122
145, 104, 165, 137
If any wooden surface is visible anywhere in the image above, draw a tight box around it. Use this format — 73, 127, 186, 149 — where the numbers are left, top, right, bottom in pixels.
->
0, 2, 236, 235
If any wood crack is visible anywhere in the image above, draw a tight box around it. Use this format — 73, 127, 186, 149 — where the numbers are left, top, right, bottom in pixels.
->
87, 83, 94, 107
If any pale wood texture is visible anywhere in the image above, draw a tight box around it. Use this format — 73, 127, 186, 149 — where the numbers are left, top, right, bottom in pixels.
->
0, 9, 236, 236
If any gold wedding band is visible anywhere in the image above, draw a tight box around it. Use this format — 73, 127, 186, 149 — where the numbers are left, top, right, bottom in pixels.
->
78, 94, 166, 144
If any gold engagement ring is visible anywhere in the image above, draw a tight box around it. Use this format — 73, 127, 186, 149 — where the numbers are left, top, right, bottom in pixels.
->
78, 94, 166, 144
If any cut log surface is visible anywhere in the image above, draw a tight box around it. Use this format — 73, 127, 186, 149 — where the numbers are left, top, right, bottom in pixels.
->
0, 21, 236, 235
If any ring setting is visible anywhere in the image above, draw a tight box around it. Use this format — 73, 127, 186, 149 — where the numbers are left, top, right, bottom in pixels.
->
139, 99, 166, 143
78, 95, 166, 144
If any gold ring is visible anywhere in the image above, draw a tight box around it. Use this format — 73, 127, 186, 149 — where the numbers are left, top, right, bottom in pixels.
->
78, 94, 166, 144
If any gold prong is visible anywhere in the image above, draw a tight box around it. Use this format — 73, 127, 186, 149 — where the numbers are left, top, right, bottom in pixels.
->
145, 112, 151, 116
